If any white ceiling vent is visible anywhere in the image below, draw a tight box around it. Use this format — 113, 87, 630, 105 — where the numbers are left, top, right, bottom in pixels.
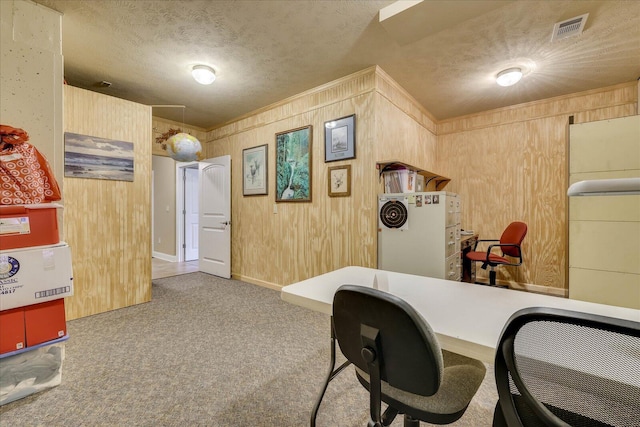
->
551, 13, 589, 42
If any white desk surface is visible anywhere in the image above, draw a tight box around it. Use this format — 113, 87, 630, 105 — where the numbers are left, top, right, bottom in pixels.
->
281, 266, 640, 363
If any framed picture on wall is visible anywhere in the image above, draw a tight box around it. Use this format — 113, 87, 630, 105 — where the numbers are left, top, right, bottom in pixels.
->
275, 125, 312, 202
242, 144, 268, 196
64, 132, 134, 181
324, 114, 355, 162
328, 165, 351, 197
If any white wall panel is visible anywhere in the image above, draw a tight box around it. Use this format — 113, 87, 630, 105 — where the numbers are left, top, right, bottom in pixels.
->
569, 115, 640, 309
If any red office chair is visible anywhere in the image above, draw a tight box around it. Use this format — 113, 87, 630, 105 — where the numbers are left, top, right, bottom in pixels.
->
466, 222, 527, 287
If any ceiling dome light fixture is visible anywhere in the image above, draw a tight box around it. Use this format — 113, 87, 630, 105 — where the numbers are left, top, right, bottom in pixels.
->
192, 65, 216, 85
496, 67, 523, 87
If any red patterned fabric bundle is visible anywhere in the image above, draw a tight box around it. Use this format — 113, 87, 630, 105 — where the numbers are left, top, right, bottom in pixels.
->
0, 125, 62, 204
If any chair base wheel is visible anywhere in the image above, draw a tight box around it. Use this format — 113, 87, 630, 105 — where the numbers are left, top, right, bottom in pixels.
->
404, 414, 420, 427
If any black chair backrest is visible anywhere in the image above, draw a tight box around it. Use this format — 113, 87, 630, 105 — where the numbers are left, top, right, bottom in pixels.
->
333, 284, 443, 396
495, 307, 640, 427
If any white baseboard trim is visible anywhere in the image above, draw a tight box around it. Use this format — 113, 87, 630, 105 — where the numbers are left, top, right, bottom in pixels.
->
152, 251, 178, 262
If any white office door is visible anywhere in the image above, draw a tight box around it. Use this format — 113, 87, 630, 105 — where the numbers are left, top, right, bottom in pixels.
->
184, 167, 199, 261
198, 155, 231, 278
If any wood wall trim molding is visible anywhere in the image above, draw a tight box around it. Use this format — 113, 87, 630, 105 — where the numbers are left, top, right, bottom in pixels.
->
206, 65, 438, 142
208, 87, 377, 140
152, 116, 208, 132
437, 81, 638, 135
374, 66, 438, 133
208, 66, 379, 138
232, 274, 282, 291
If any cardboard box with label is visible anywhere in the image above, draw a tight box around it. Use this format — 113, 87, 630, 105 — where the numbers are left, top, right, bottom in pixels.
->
0, 243, 73, 311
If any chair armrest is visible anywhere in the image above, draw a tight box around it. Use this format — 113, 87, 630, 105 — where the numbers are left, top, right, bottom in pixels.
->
486, 243, 523, 265
473, 239, 499, 250
487, 243, 521, 252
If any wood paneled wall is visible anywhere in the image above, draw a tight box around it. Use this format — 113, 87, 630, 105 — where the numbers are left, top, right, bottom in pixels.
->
436, 82, 638, 293
205, 66, 437, 288
159, 64, 636, 295
63, 85, 152, 320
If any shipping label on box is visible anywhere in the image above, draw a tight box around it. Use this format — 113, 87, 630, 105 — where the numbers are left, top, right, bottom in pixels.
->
0, 217, 31, 235
0, 243, 73, 311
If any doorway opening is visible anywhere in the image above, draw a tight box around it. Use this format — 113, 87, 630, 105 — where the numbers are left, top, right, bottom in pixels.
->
176, 162, 199, 262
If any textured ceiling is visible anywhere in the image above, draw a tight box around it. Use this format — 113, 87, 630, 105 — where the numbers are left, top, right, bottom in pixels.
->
34, 0, 640, 129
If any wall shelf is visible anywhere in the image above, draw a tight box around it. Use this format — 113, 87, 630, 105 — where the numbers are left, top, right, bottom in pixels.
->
376, 160, 450, 191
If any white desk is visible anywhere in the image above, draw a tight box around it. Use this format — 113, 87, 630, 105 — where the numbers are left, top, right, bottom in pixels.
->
281, 266, 640, 364
282, 266, 640, 426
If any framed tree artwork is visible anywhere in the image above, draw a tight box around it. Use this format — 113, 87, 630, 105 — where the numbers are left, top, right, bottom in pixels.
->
328, 165, 351, 197
242, 144, 268, 196
275, 125, 312, 202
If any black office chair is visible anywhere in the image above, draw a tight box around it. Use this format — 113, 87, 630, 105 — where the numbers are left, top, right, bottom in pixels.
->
493, 307, 640, 427
333, 285, 486, 426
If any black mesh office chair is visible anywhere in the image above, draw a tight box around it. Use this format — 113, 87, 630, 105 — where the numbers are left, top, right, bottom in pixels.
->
333, 285, 486, 426
493, 307, 640, 427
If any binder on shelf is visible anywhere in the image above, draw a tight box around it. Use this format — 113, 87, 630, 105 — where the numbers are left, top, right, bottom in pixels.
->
383, 169, 417, 193
377, 161, 451, 192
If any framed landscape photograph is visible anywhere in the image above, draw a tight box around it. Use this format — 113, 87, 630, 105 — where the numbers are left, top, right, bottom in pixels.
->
328, 165, 351, 197
324, 114, 355, 162
242, 144, 268, 196
275, 125, 312, 202
64, 132, 134, 182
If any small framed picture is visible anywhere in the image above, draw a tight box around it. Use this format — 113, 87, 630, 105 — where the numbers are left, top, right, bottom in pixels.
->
328, 165, 351, 197
242, 144, 268, 196
324, 114, 355, 162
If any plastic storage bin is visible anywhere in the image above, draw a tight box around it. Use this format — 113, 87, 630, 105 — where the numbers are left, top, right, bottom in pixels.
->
0, 203, 61, 250
0, 335, 67, 405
